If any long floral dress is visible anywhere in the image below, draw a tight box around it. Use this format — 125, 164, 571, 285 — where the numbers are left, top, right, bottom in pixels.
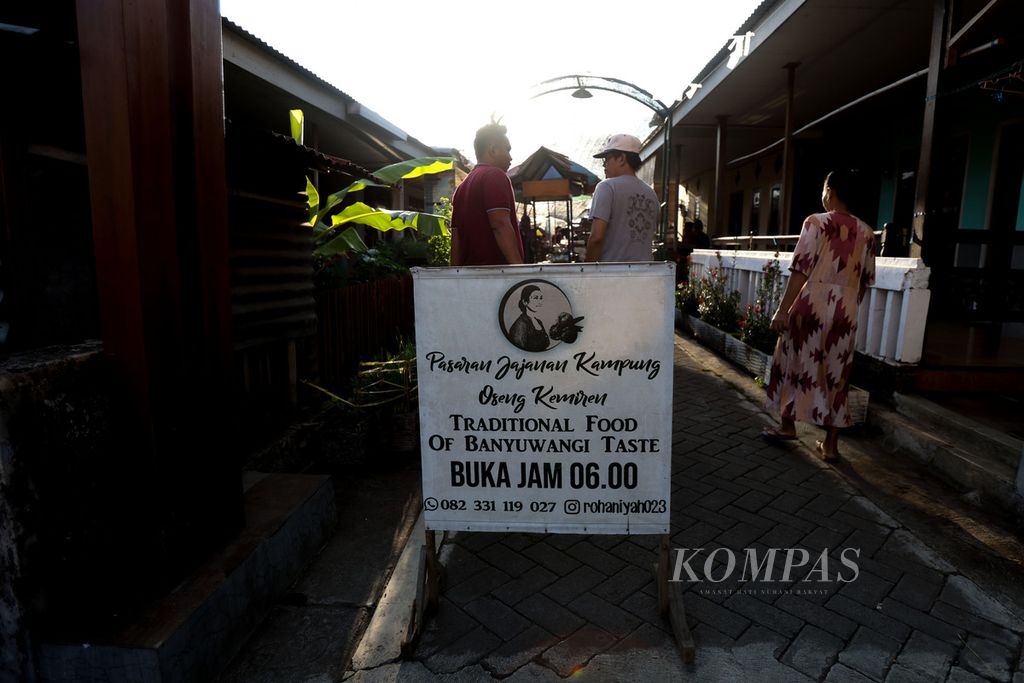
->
766, 211, 876, 427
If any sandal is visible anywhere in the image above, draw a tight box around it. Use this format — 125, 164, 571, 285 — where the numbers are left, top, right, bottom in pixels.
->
760, 427, 797, 443
815, 440, 839, 463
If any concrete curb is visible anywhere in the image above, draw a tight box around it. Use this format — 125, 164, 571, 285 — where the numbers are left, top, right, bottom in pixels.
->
348, 513, 426, 672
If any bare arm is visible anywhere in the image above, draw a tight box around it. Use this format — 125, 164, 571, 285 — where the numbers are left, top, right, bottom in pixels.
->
770, 270, 809, 333
487, 209, 523, 264
585, 218, 608, 262
450, 228, 462, 266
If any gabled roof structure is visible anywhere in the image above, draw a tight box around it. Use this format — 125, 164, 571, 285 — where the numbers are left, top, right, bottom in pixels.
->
508, 146, 601, 200
221, 17, 443, 169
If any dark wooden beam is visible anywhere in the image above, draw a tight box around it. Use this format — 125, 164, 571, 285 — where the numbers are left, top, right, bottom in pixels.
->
781, 63, 799, 234
714, 116, 728, 237
911, 0, 948, 260
76, 0, 239, 582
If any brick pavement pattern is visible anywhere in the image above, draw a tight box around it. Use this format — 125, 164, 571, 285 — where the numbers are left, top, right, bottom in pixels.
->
346, 337, 1024, 681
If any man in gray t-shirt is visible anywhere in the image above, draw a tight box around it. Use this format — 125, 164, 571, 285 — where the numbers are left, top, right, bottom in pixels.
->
585, 133, 659, 262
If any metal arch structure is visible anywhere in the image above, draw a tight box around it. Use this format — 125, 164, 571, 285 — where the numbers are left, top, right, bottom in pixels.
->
532, 75, 669, 117
530, 75, 674, 244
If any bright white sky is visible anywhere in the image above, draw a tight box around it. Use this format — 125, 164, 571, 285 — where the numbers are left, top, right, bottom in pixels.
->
219, 0, 761, 176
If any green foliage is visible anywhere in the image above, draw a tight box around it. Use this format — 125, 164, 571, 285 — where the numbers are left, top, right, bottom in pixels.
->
304, 176, 450, 289
314, 242, 407, 289
352, 360, 416, 415
427, 234, 451, 267
290, 109, 304, 144
434, 195, 453, 223
426, 197, 453, 266
317, 225, 368, 258
310, 178, 389, 231
291, 106, 457, 289
738, 253, 784, 355
292, 107, 453, 259
305, 339, 417, 416
676, 256, 699, 316
305, 169, 450, 279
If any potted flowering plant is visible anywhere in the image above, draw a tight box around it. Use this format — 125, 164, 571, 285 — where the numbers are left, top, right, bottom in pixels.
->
739, 254, 784, 355
694, 252, 742, 333
680, 252, 740, 353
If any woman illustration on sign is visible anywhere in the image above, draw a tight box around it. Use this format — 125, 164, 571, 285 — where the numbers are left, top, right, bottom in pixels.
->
508, 284, 550, 352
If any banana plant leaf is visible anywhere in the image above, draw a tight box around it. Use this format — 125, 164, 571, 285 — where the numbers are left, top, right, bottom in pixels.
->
328, 202, 449, 236
290, 109, 304, 144
305, 177, 320, 221
307, 177, 390, 231
372, 157, 454, 184
314, 179, 388, 226
314, 226, 368, 258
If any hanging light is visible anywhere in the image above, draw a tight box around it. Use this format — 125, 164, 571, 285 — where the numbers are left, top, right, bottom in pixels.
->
571, 76, 592, 99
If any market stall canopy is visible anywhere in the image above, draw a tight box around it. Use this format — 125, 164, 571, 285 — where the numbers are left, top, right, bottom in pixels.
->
507, 146, 601, 201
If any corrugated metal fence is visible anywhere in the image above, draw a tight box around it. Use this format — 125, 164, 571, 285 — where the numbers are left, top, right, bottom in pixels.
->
229, 189, 317, 416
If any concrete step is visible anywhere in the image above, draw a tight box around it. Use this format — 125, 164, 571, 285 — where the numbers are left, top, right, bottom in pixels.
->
891, 393, 1022, 470
869, 394, 1024, 526
37, 473, 336, 683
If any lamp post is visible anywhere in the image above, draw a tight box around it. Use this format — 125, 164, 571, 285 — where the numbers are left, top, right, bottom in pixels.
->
531, 75, 674, 245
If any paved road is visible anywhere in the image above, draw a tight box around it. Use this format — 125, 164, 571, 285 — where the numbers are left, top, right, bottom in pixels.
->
344, 336, 1024, 682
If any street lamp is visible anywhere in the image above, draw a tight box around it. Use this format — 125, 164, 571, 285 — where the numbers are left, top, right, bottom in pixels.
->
532, 74, 674, 244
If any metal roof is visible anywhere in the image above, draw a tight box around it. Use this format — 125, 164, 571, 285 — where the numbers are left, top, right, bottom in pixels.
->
221, 17, 447, 167
508, 146, 601, 195
646, 0, 938, 179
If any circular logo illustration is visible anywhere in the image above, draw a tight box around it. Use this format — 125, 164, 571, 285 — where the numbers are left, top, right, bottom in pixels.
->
499, 279, 584, 353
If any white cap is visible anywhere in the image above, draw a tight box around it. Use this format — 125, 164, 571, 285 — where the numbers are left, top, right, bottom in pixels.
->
594, 133, 642, 157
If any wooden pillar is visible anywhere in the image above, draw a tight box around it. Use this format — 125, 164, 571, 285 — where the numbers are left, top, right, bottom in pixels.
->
781, 63, 799, 234
76, 0, 240, 583
911, 0, 948, 259
670, 141, 684, 243
713, 116, 729, 238
660, 127, 679, 247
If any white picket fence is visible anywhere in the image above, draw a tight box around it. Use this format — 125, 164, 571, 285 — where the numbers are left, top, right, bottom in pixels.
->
688, 250, 932, 364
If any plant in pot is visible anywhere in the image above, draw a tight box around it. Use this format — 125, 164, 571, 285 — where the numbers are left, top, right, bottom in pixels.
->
693, 252, 741, 333
739, 253, 784, 355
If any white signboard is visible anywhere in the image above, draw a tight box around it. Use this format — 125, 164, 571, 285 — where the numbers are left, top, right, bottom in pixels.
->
413, 263, 674, 534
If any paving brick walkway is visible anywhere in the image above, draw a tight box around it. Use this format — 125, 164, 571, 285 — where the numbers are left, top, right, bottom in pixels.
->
346, 336, 1024, 682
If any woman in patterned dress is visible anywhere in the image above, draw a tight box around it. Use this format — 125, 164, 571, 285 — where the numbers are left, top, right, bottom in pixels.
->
761, 170, 876, 461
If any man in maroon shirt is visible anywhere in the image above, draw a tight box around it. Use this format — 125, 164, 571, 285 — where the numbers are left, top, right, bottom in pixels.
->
450, 123, 524, 265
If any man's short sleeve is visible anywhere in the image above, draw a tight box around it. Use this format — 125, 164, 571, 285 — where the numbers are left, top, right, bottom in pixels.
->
481, 169, 514, 212
590, 181, 612, 221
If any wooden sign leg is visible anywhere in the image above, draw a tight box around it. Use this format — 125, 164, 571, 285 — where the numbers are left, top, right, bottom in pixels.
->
425, 530, 443, 611
657, 534, 670, 617
401, 529, 445, 657
655, 534, 695, 664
